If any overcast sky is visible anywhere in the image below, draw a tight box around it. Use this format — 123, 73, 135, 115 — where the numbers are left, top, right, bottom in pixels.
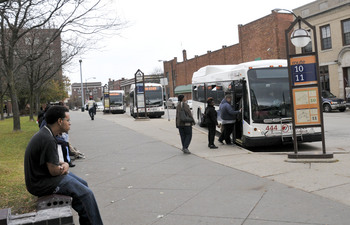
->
67, 0, 315, 86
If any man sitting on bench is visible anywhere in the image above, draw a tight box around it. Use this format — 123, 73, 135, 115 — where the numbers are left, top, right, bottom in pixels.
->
24, 105, 103, 225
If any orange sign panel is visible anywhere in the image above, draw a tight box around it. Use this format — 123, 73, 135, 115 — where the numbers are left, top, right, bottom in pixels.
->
293, 87, 321, 126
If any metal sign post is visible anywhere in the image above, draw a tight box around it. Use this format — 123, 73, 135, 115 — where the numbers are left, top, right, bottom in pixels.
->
285, 16, 332, 159
103, 84, 110, 114
134, 69, 148, 119
160, 78, 170, 121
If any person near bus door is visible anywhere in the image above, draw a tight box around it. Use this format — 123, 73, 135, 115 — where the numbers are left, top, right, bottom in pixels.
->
218, 95, 240, 145
205, 97, 220, 149
176, 94, 195, 154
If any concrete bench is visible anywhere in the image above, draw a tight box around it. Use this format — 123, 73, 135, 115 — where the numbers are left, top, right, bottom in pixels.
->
36, 194, 72, 211
0, 195, 74, 225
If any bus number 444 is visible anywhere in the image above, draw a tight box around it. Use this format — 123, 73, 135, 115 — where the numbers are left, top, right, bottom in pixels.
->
266, 125, 278, 131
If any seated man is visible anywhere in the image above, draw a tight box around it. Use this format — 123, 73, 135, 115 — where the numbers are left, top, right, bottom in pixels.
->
24, 105, 103, 225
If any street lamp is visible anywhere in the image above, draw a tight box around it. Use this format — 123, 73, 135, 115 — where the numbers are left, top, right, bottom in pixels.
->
281, 8, 331, 159
85, 77, 96, 101
273, 8, 311, 48
79, 59, 84, 112
290, 29, 311, 48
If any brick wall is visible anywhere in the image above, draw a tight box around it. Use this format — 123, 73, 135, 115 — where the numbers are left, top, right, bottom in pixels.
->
163, 12, 294, 97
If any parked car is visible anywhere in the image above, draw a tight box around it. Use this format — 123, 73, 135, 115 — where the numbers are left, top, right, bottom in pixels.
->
166, 97, 178, 109
322, 90, 346, 112
96, 102, 104, 112
186, 99, 193, 109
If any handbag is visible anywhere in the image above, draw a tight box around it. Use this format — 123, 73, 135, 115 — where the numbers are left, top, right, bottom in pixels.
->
180, 106, 194, 123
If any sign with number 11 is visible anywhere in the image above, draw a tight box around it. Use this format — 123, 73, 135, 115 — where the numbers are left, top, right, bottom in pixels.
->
290, 55, 317, 86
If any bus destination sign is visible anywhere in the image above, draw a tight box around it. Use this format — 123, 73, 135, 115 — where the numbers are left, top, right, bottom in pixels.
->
290, 55, 317, 86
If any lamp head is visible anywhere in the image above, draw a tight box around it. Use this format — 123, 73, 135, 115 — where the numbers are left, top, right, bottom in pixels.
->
291, 28, 311, 48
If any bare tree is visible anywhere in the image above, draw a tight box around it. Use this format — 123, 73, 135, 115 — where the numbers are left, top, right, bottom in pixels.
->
0, 74, 7, 120
0, 0, 125, 131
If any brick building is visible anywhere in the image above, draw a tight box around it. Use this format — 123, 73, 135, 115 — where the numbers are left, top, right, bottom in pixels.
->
70, 82, 102, 108
162, 11, 295, 99
293, 0, 350, 99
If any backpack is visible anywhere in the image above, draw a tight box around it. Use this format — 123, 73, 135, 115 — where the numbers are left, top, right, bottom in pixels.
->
200, 107, 208, 127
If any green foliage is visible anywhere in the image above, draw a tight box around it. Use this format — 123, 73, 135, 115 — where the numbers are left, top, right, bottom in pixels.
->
0, 117, 38, 213
41, 79, 69, 104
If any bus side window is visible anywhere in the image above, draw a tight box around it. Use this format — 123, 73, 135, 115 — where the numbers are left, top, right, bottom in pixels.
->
192, 85, 198, 101
207, 85, 215, 102
216, 86, 224, 105
198, 85, 205, 103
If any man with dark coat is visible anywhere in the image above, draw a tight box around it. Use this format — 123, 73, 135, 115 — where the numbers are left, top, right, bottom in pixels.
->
218, 95, 240, 145
205, 97, 220, 149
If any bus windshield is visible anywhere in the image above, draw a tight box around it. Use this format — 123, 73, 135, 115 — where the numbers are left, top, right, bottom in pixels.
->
248, 68, 292, 123
145, 87, 163, 106
110, 93, 123, 106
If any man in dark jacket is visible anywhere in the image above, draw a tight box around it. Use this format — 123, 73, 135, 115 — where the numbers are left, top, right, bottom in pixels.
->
205, 97, 220, 149
218, 95, 240, 145
24, 106, 103, 225
88, 103, 97, 120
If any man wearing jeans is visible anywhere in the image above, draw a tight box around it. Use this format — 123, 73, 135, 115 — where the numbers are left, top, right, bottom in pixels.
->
24, 106, 103, 225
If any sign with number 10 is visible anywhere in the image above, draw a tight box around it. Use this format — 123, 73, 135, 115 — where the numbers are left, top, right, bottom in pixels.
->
290, 55, 317, 86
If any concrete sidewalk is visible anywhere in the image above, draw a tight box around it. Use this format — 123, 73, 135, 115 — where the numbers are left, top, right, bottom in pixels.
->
69, 111, 350, 224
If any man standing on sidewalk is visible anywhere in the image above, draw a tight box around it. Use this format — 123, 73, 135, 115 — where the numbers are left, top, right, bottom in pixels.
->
24, 105, 103, 225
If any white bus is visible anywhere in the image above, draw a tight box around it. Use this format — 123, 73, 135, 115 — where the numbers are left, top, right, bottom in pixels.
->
109, 90, 126, 114
129, 83, 165, 118
192, 59, 322, 148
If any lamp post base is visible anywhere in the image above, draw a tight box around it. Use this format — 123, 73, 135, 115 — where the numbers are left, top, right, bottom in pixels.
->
287, 153, 333, 159
286, 152, 337, 163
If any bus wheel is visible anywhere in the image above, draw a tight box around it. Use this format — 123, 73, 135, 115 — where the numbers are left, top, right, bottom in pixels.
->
323, 104, 332, 112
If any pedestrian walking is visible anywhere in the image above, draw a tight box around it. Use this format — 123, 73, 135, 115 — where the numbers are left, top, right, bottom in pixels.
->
24, 105, 103, 225
88, 103, 97, 120
176, 95, 195, 154
218, 95, 240, 145
205, 97, 220, 149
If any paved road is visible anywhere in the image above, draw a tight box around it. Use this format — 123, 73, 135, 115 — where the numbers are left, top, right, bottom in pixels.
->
68, 110, 350, 225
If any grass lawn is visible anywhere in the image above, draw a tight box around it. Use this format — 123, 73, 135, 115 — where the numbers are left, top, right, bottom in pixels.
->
0, 116, 38, 214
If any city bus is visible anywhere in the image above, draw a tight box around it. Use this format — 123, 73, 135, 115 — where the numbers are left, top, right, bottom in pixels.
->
109, 90, 126, 114
192, 59, 322, 148
129, 83, 165, 118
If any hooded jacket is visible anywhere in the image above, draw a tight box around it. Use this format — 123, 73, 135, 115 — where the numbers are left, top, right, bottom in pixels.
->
219, 98, 239, 124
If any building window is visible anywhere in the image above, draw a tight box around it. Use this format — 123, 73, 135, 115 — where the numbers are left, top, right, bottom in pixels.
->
342, 19, 350, 46
302, 29, 312, 53
319, 66, 329, 92
302, 42, 312, 53
320, 25, 332, 50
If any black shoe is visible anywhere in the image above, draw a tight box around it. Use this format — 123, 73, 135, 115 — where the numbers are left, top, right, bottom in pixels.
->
69, 162, 76, 167
218, 140, 224, 144
183, 148, 191, 154
209, 145, 218, 149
